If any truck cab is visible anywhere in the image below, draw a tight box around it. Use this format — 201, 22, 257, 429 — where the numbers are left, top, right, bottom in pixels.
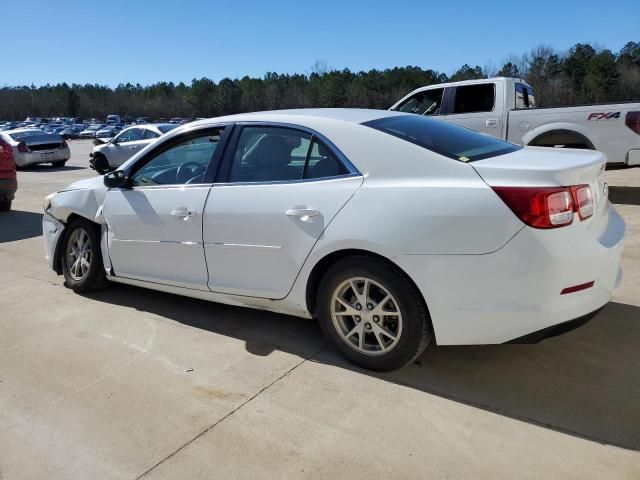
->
391, 77, 535, 139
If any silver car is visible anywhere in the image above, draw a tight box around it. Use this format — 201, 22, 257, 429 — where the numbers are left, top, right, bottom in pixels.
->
0, 129, 70, 168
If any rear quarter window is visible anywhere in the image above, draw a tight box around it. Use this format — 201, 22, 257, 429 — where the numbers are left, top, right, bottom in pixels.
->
363, 115, 520, 162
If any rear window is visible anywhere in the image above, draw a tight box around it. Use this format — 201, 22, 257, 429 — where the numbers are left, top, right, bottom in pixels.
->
9, 130, 44, 140
363, 115, 520, 162
452, 83, 495, 114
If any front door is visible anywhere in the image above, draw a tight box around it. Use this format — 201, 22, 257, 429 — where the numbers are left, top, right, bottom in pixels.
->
103, 127, 226, 290
203, 125, 362, 299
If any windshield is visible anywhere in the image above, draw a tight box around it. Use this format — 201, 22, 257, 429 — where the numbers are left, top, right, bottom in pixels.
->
157, 124, 178, 133
9, 130, 45, 140
363, 115, 521, 162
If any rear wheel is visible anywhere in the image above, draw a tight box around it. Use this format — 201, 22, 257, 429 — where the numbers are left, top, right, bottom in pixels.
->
317, 256, 432, 371
0, 200, 11, 212
52, 160, 66, 168
61, 218, 109, 292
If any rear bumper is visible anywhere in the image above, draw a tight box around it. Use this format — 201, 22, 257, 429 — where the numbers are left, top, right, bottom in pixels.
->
0, 178, 17, 200
15, 148, 70, 167
395, 205, 625, 345
506, 307, 603, 344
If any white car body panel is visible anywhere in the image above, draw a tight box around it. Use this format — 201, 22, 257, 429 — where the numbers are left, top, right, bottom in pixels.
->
102, 185, 211, 290
391, 77, 640, 165
43, 109, 626, 345
204, 175, 363, 298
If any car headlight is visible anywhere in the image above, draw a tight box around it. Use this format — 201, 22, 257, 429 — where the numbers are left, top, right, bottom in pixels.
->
43, 192, 57, 212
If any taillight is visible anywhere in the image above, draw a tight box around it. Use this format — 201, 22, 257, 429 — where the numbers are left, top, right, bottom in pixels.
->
17, 141, 29, 153
492, 185, 593, 229
60, 139, 68, 149
570, 184, 594, 220
0, 139, 16, 176
626, 111, 640, 135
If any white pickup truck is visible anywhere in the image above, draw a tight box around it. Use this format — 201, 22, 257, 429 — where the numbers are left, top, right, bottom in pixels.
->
390, 77, 640, 166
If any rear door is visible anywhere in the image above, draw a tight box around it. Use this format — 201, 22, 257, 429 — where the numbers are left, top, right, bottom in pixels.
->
203, 124, 362, 299
440, 82, 504, 138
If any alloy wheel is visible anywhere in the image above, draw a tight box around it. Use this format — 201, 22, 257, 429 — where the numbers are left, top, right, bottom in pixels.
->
65, 227, 92, 281
330, 277, 403, 356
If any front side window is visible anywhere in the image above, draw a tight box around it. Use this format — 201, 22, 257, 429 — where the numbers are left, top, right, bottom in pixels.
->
363, 115, 520, 162
116, 128, 143, 144
394, 88, 444, 116
452, 83, 495, 114
130, 129, 223, 186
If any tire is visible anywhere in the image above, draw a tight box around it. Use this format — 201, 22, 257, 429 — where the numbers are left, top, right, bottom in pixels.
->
316, 256, 432, 372
61, 218, 109, 293
0, 200, 11, 212
91, 153, 112, 174
52, 160, 66, 168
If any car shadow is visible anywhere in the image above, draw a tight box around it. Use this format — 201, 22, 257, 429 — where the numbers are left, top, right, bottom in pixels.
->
18, 165, 86, 172
86, 285, 640, 451
609, 186, 640, 205
0, 210, 43, 242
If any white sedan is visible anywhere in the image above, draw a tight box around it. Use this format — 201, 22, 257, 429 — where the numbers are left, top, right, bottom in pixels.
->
89, 123, 177, 173
42, 109, 625, 371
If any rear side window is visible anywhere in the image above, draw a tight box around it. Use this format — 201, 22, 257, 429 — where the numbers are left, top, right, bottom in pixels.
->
515, 83, 536, 109
143, 129, 159, 140
452, 84, 495, 114
394, 88, 444, 116
363, 115, 520, 162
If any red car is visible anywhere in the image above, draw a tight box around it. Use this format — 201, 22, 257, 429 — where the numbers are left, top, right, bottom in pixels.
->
0, 137, 17, 211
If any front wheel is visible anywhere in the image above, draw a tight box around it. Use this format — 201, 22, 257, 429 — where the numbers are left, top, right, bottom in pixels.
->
317, 256, 432, 372
61, 218, 109, 292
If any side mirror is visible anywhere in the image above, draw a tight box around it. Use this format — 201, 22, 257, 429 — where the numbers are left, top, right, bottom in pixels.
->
104, 170, 130, 189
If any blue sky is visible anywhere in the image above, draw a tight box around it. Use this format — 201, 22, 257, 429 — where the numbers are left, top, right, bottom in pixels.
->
4, 0, 638, 87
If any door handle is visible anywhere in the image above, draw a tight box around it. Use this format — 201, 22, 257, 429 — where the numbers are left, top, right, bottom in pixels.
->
286, 208, 319, 221
171, 207, 196, 218
485, 119, 498, 128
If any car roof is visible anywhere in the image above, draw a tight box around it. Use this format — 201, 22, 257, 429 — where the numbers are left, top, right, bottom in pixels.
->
190, 108, 407, 128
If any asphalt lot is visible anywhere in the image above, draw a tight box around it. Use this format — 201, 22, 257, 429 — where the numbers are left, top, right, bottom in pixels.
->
1, 140, 639, 479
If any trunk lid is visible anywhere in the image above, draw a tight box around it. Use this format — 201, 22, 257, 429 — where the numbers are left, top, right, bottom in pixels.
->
472, 146, 609, 235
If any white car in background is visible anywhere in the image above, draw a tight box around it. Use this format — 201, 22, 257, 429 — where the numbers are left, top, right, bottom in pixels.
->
0, 128, 70, 168
89, 123, 177, 173
43, 109, 625, 371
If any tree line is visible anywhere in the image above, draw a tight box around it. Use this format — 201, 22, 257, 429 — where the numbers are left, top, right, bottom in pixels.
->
1, 41, 638, 121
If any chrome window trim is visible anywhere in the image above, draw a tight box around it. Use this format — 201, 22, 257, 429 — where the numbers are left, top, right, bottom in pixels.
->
212, 172, 362, 187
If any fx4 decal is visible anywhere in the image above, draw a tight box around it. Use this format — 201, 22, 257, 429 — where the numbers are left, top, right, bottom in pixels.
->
588, 112, 621, 121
